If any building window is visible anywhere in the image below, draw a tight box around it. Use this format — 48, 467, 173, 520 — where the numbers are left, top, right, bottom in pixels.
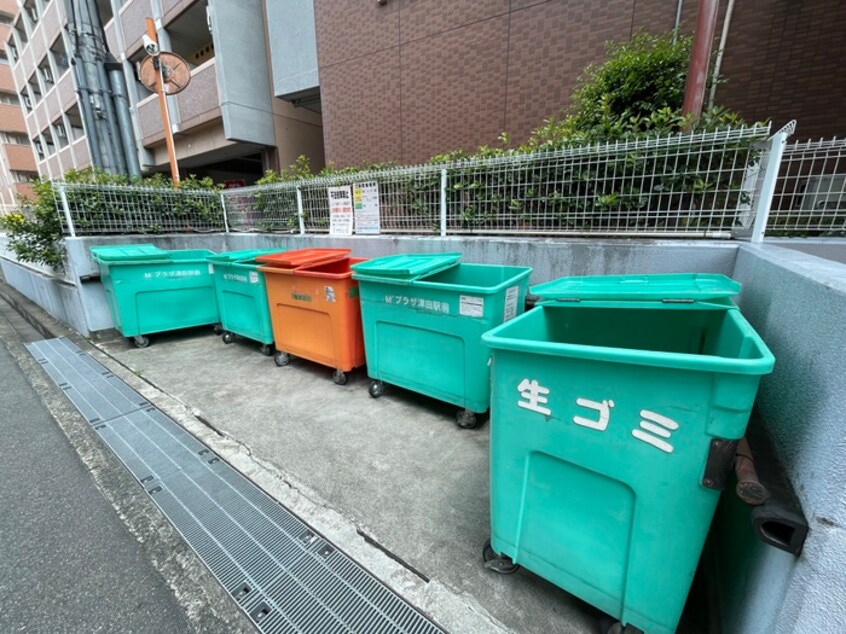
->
34, 140, 44, 160
24, 1, 39, 25
0, 93, 20, 106
65, 104, 85, 140
8, 44, 18, 63
95, 0, 113, 25
0, 132, 30, 144
165, 2, 215, 69
0, 13, 13, 26
53, 121, 68, 148
11, 170, 38, 183
21, 91, 33, 112
0, 51, 9, 66
50, 36, 70, 74
14, 19, 28, 45
39, 60, 54, 85
28, 75, 42, 103
43, 130, 55, 155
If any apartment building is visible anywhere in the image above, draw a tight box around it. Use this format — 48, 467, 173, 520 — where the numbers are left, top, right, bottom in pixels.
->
0, 0, 36, 208
6, 0, 324, 184
307, 0, 846, 167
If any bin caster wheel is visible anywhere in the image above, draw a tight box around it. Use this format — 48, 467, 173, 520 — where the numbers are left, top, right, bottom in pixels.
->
213, 324, 223, 335
368, 380, 385, 398
259, 344, 273, 356
274, 352, 291, 367
456, 409, 479, 429
603, 620, 643, 634
482, 539, 520, 575
222, 332, 235, 344
332, 370, 348, 386
132, 336, 150, 349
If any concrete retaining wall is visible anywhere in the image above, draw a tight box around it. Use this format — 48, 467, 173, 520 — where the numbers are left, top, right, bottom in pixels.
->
721, 244, 846, 633
57, 234, 740, 337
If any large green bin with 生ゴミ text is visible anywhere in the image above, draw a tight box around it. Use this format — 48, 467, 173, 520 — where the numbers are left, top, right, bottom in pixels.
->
90, 244, 219, 347
207, 249, 285, 355
481, 273, 775, 633
352, 253, 531, 428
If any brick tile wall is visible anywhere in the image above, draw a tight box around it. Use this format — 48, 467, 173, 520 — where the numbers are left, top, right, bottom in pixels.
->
314, 0, 846, 166
401, 15, 509, 163
714, 0, 846, 139
320, 49, 403, 166
506, 0, 634, 142
399, 0, 508, 43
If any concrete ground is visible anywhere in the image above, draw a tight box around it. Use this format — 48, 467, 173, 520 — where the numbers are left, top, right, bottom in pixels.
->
0, 298, 194, 633
97, 328, 711, 634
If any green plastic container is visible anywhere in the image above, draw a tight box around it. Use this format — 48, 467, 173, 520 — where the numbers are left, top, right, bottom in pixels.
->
207, 249, 284, 354
352, 253, 532, 428
481, 273, 774, 633
91, 244, 219, 347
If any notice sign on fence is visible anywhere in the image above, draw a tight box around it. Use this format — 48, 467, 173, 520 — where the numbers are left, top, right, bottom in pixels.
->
352, 182, 380, 234
328, 186, 353, 235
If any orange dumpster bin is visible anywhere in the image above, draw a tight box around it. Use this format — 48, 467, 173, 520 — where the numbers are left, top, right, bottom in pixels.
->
256, 248, 367, 385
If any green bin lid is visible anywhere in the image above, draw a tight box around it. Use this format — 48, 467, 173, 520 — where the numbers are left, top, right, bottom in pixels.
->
531, 273, 741, 302
255, 247, 351, 269
207, 248, 285, 263
351, 253, 461, 282
90, 243, 169, 262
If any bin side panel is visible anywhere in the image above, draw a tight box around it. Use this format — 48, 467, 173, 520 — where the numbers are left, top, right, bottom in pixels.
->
264, 274, 364, 372
372, 320, 467, 407
359, 275, 529, 412
213, 267, 274, 344
97, 264, 126, 334
516, 452, 635, 618
136, 286, 219, 334
489, 345, 759, 634
101, 262, 219, 336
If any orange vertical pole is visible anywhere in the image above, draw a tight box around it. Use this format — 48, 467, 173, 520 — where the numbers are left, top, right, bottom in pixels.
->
146, 18, 180, 186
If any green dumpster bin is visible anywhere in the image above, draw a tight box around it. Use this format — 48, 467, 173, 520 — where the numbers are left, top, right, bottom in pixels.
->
91, 244, 219, 348
481, 273, 775, 633
207, 249, 285, 355
352, 253, 532, 428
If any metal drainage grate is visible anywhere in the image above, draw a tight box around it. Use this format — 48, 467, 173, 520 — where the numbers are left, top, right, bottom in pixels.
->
28, 338, 446, 634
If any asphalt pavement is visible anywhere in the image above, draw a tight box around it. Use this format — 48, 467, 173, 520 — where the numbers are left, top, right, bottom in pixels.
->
0, 295, 194, 634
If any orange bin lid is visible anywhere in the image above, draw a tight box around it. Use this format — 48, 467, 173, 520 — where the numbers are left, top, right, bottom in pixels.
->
256, 248, 351, 272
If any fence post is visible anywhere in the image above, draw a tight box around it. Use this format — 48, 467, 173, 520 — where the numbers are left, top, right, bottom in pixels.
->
296, 186, 305, 235
219, 191, 230, 233
56, 183, 76, 238
439, 169, 447, 237
750, 121, 795, 243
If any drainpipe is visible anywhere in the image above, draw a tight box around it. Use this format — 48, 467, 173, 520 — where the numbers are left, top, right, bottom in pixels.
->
673, 0, 684, 44
707, 0, 736, 110
70, 0, 118, 171
71, 61, 104, 169
681, 0, 720, 123
84, 0, 127, 174
107, 60, 141, 177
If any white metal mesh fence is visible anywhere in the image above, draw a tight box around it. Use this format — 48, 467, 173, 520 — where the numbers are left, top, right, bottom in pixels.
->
55, 183, 224, 234
767, 138, 846, 236
295, 165, 444, 234
221, 182, 300, 233
444, 126, 767, 236
55, 125, 774, 238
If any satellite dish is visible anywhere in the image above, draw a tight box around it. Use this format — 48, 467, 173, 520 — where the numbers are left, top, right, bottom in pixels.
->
139, 52, 191, 95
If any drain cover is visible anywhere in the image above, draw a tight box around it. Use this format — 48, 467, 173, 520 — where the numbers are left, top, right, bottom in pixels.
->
28, 338, 446, 634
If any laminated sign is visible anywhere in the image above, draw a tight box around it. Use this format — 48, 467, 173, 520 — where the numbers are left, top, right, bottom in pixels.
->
353, 181, 381, 234
328, 186, 354, 236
